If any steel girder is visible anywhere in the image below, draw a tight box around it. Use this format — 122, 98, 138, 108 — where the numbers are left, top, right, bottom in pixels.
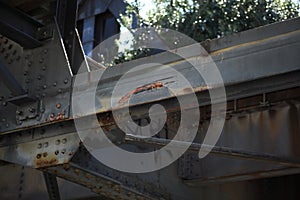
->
1, 8, 300, 199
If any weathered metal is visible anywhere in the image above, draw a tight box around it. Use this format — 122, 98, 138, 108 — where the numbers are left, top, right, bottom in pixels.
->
1, 1, 300, 199
0, 1, 43, 48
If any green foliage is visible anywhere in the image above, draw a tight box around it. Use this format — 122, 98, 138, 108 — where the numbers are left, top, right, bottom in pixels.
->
146, 0, 299, 41
111, 0, 299, 65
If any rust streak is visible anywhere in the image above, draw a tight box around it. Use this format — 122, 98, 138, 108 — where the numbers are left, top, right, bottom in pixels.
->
118, 81, 163, 105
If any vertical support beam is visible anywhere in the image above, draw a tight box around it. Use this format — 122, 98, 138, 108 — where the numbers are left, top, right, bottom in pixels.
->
44, 172, 61, 200
82, 16, 95, 57
56, 0, 87, 74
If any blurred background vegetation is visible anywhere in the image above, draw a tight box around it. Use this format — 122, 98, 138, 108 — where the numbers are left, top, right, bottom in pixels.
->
106, 0, 300, 66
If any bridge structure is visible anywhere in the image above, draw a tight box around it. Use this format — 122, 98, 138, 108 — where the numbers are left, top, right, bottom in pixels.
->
0, 0, 300, 199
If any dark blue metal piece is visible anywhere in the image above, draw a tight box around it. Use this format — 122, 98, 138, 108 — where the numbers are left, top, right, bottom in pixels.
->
82, 16, 96, 56
79, 0, 137, 56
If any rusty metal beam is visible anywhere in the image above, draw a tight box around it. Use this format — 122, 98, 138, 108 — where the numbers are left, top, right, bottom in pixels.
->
125, 136, 300, 168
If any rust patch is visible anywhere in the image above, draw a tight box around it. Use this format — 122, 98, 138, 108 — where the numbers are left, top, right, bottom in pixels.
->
45, 110, 66, 122
118, 81, 163, 105
35, 155, 58, 168
182, 88, 193, 93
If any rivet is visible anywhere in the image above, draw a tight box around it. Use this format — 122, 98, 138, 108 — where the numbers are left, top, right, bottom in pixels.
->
64, 79, 68, 84
37, 75, 42, 80
36, 154, 42, 159
55, 140, 60, 145
2, 118, 6, 122
16, 110, 22, 115
43, 85, 47, 89
53, 82, 57, 87
42, 65, 47, 71
27, 61, 32, 67
25, 79, 30, 83
37, 143, 42, 149
2, 102, 7, 106
39, 58, 44, 63
23, 71, 28, 76
61, 149, 66, 154
44, 142, 49, 148
55, 150, 59, 155
5, 123, 9, 128
56, 103, 61, 109
28, 107, 35, 113
58, 89, 62, 93
62, 138, 67, 144
43, 152, 48, 157
43, 49, 48, 54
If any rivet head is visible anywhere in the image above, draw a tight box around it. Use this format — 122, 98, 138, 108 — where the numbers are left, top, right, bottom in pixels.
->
37, 143, 42, 149
44, 142, 49, 148
61, 149, 66, 154
62, 138, 67, 144
16, 110, 22, 115
56, 103, 61, 109
28, 107, 35, 113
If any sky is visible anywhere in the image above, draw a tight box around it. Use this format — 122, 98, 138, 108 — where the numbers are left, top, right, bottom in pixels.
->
126, 0, 156, 18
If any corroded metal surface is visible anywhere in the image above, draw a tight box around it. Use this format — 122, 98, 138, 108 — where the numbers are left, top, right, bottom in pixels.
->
0, 6, 300, 199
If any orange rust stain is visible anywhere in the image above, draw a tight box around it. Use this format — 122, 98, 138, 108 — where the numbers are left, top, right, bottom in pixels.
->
182, 88, 193, 93
35, 156, 58, 168
118, 81, 163, 105
45, 110, 66, 122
